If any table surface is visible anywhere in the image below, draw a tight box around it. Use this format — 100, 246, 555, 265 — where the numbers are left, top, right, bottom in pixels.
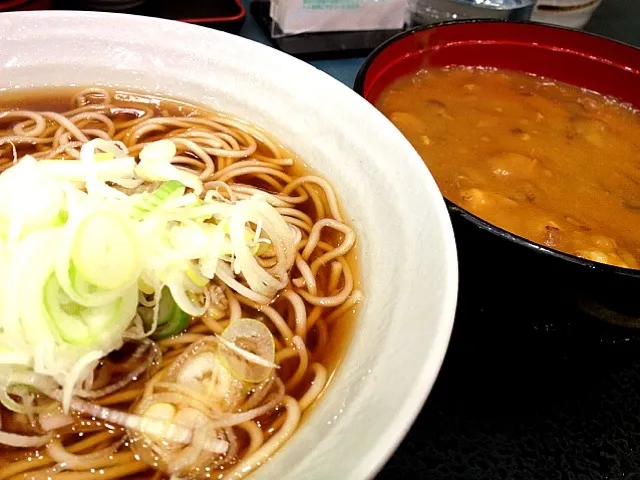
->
237, 3, 640, 479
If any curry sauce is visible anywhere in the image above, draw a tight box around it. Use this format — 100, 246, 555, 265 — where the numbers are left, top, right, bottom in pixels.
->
376, 67, 640, 269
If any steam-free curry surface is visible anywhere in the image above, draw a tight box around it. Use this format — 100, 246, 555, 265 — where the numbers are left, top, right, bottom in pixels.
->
376, 67, 640, 269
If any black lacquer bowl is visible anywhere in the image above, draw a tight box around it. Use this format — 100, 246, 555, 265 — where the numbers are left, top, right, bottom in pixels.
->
355, 20, 640, 337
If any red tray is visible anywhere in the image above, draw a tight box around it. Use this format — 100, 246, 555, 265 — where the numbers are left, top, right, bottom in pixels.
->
48, 0, 246, 34
160, 0, 246, 33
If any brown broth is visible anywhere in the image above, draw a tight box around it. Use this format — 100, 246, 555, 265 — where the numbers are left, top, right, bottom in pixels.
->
375, 67, 640, 269
0, 87, 361, 478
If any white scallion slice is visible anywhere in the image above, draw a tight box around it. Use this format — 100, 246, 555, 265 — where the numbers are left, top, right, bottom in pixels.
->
218, 318, 276, 383
70, 211, 139, 290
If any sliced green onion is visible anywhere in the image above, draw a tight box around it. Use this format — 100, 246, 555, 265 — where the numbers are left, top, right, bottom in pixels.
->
135, 140, 203, 195
174, 350, 245, 411
218, 319, 276, 383
70, 211, 139, 290
43, 275, 137, 347
43, 275, 89, 345
132, 181, 186, 219
140, 287, 190, 340
0, 137, 300, 413
94, 152, 115, 162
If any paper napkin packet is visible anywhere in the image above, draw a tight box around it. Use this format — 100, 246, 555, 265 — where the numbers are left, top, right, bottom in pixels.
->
270, 0, 408, 35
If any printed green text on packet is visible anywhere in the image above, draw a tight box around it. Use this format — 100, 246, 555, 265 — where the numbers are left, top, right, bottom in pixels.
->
303, 0, 360, 10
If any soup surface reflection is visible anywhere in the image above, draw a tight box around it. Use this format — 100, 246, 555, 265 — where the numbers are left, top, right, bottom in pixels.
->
376, 67, 640, 269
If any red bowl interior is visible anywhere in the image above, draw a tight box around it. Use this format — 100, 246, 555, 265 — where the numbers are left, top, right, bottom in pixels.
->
357, 21, 640, 108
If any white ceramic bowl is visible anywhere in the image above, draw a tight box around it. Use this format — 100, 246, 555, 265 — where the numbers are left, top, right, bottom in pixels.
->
0, 11, 458, 479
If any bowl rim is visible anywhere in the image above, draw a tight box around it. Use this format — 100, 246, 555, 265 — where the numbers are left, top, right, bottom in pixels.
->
354, 18, 640, 280
0, 9, 460, 480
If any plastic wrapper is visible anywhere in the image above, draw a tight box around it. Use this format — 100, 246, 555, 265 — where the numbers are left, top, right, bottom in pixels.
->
269, 0, 407, 37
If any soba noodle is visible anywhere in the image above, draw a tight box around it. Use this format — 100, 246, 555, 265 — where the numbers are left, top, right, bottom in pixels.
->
0, 88, 363, 479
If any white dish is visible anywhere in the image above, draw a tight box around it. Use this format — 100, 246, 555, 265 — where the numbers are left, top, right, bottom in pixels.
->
531, 0, 603, 29
0, 11, 458, 479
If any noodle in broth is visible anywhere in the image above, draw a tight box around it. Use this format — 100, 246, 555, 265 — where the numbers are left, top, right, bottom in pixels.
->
0, 88, 362, 479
